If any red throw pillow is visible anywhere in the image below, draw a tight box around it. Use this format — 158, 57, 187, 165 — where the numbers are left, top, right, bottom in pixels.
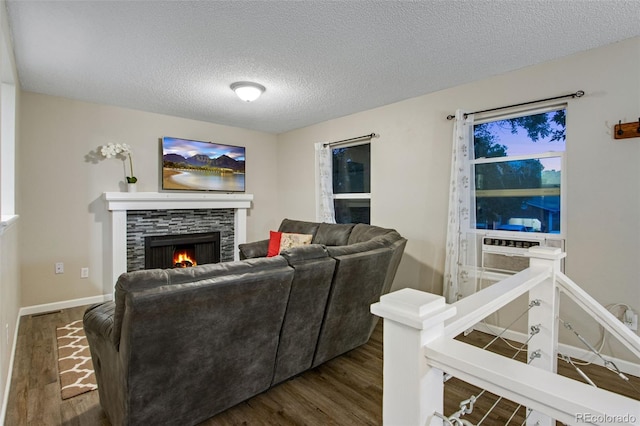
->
267, 231, 283, 257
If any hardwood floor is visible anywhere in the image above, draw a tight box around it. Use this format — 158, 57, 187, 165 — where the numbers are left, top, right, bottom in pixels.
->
5, 306, 110, 426
4, 305, 639, 425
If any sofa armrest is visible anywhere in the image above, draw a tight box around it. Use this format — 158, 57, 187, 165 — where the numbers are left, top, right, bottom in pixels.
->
238, 239, 269, 259
83, 301, 116, 344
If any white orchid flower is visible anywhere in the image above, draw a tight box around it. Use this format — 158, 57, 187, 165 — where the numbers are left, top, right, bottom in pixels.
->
100, 142, 137, 183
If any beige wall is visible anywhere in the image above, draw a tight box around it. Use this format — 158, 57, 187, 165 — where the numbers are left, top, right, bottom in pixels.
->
17, 93, 279, 305
0, 0, 20, 415
277, 38, 640, 359
0, 224, 19, 410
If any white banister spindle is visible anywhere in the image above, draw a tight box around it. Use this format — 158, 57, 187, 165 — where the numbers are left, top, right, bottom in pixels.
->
526, 246, 566, 426
371, 289, 456, 426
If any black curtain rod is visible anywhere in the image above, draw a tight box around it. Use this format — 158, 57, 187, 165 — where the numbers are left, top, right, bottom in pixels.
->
323, 133, 379, 147
446, 90, 584, 120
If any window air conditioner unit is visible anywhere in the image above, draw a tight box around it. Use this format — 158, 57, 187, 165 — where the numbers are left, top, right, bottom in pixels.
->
481, 234, 564, 274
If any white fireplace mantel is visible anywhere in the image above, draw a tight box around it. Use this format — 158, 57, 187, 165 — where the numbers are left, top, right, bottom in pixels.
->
103, 192, 253, 286
103, 191, 253, 211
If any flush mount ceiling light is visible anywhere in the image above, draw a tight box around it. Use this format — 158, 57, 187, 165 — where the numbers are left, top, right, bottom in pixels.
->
230, 81, 266, 102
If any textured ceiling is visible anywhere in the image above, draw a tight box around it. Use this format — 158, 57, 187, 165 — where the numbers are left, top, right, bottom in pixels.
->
5, 1, 640, 134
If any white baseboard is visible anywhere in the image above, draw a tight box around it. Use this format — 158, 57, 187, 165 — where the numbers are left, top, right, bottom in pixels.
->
1, 294, 113, 423
474, 323, 640, 377
18, 294, 113, 317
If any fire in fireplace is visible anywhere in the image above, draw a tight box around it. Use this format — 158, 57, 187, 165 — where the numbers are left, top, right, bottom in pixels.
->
173, 247, 197, 268
145, 232, 220, 269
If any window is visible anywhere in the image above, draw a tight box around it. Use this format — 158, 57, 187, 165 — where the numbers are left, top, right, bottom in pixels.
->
0, 28, 18, 229
1, 83, 17, 218
332, 143, 370, 224
472, 107, 566, 235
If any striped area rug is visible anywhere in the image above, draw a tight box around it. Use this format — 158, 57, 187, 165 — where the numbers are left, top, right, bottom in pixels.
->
55, 319, 98, 399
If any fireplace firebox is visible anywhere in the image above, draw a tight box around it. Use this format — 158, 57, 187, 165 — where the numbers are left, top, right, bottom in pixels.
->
145, 232, 221, 269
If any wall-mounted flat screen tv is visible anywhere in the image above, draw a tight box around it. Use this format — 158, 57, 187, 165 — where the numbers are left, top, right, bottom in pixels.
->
161, 136, 245, 192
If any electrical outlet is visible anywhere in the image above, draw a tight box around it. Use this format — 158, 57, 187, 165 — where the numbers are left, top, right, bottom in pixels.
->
55, 262, 64, 274
81, 267, 89, 278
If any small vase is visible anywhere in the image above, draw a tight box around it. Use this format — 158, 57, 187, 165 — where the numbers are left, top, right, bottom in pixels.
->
127, 183, 137, 193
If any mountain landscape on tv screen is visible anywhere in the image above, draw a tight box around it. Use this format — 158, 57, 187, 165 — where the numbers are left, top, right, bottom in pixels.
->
163, 153, 245, 172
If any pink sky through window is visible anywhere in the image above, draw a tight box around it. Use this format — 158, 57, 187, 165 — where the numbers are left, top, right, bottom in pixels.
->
481, 117, 565, 171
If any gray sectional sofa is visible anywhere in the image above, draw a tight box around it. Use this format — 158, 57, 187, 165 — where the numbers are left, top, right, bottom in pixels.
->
83, 219, 406, 425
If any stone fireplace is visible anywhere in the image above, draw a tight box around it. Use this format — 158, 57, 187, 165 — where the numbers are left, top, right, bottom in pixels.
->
126, 209, 234, 271
104, 192, 253, 286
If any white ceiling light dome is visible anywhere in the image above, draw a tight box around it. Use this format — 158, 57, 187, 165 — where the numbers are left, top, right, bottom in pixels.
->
231, 81, 266, 102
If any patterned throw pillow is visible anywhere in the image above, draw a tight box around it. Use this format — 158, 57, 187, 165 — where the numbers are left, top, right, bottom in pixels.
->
267, 231, 313, 257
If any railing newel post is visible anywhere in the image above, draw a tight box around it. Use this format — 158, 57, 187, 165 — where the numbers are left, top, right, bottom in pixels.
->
371, 289, 456, 426
525, 246, 566, 426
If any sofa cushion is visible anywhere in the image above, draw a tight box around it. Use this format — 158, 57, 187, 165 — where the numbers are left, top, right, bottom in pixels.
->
325, 230, 402, 257
280, 243, 329, 263
273, 244, 335, 384
278, 218, 320, 237
313, 246, 393, 367
347, 223, 395, 244
312, 222, 355, 246
280, 232, 312, 250
267, 231, 283, 257
112, 269, 170, 347
326, 238, 386, 257
267, 231, 313, 257
112, 256, 289, 347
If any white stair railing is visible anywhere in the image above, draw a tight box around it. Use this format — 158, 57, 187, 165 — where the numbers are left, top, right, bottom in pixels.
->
371, 247, 640, 426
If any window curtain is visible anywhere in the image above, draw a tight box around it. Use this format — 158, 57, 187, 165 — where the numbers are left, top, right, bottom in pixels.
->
315, 142, 336, 223
444, 110, 478, 303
